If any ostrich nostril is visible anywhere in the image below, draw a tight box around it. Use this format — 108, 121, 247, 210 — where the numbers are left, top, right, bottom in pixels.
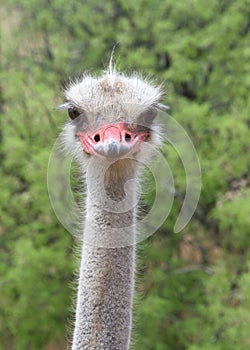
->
93, 134, 101, 143
125, 133, 131, 142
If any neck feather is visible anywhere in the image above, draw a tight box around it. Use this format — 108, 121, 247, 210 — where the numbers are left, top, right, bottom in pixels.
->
72, 159, 137, 350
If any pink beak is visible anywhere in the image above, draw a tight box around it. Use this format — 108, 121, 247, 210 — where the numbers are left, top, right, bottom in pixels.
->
77, 122, 149, 158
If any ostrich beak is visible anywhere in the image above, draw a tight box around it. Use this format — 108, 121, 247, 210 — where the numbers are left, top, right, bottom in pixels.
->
77, 122, 149, 159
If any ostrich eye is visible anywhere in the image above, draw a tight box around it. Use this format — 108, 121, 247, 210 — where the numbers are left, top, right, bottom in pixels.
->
138, 107, 157, 127
68, 107, 81, 120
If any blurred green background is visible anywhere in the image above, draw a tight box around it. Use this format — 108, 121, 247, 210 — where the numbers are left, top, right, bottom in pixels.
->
1, 0, 250, 349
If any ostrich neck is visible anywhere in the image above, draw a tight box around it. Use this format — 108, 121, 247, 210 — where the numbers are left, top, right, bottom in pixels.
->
72, 159, 137, 350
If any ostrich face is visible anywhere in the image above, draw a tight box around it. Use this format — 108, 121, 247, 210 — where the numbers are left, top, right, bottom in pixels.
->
61, 71, 164, 162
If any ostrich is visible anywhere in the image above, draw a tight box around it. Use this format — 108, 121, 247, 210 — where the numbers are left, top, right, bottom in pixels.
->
59, 65, 164, 350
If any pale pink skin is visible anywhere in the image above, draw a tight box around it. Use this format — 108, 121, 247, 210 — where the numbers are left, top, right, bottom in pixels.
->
77, 122, 149, 159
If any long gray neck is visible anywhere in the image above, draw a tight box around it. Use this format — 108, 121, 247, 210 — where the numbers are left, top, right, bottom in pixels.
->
72, 159, 137, 350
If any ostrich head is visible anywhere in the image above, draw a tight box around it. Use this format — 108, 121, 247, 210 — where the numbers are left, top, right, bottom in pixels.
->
60, 67, 164, 169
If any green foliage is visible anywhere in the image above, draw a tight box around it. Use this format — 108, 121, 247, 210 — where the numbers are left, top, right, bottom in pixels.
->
1, 238, 72, 349
1, 0, 250, 349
